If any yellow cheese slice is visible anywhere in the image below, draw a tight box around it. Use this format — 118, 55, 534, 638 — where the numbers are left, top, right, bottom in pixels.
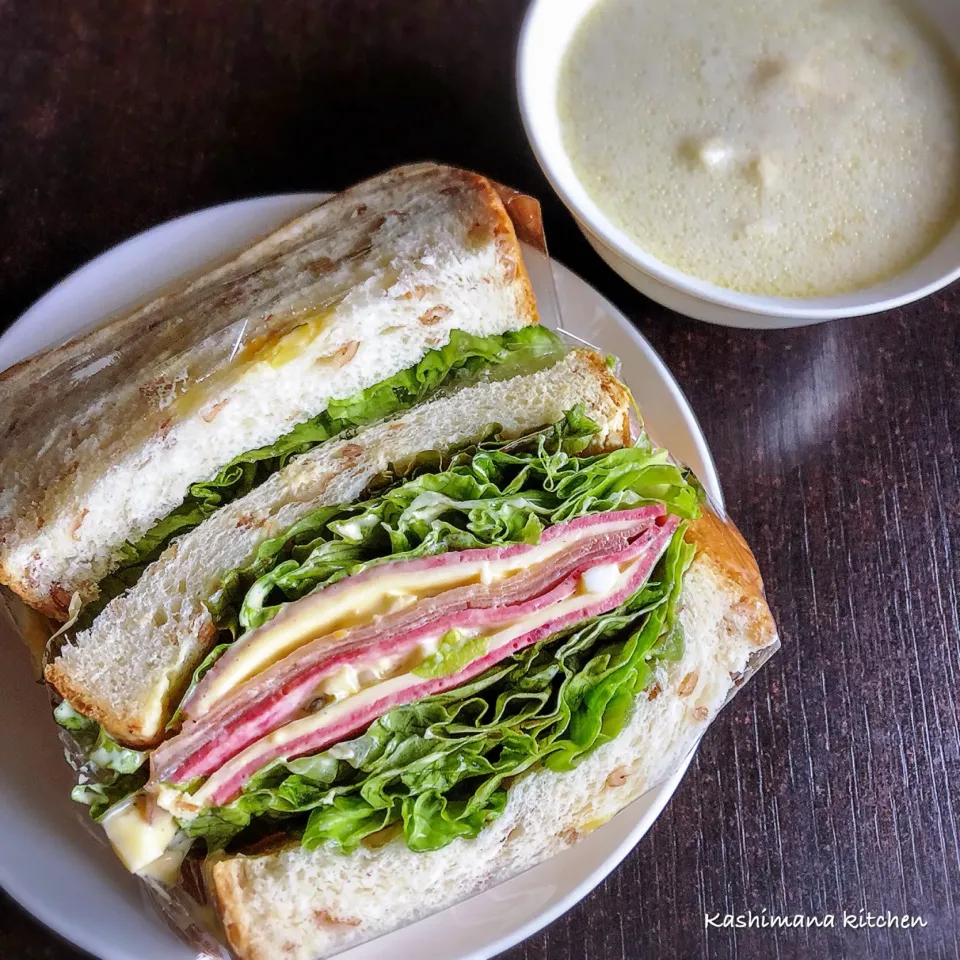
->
175, 552, 641, 815
100, 795, 179, 875
190, 518, 642, 718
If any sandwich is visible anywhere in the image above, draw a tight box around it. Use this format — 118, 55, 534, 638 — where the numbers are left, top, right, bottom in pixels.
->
0, 165, 778, 960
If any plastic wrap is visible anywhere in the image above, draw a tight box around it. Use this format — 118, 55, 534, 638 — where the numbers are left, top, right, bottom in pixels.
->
5, 172, 777, 960
144, 867, 230, 960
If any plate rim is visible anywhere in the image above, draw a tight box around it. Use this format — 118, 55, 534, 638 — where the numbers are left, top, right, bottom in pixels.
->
0, 194, 722, 960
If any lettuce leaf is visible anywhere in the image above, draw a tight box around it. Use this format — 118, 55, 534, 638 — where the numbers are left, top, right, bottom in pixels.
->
53, 701, 149, 820
79, 326, 565, 628
208, 406, 701, 637
181, 525, 695, 854
413, 630, 490, 680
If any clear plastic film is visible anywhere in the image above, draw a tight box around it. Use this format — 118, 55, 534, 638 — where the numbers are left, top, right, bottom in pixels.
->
131, 474, 778, 954
490, 178, 598, 353
0, 586, 52, 679
144, 868, 230, 960
470, 180, 779, 914
0, 168, 777, 959
490, 180, 565, 333
496, 193, 763, 597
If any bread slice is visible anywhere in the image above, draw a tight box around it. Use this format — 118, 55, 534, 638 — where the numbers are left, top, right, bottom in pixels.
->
0, 163, 538, 619
45, 350, 631, 746
208, 510, 778, 960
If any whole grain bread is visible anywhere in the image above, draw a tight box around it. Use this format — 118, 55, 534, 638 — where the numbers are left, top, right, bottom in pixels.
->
0, 164, 537, 618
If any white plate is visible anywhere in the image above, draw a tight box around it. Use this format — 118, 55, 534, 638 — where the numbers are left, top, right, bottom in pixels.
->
0, 195, 722, 960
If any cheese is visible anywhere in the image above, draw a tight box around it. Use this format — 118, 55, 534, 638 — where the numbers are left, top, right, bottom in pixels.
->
139, 837, 191, 885
189, 519, 644, 718
100, 795, 179, 875
317, 664, 361, 700
179, 549, 647, 813
172, 306, 339, 418
255, 308, 338, 369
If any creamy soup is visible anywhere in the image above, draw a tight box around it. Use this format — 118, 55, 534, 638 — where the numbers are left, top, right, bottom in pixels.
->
558, 0, 960, 297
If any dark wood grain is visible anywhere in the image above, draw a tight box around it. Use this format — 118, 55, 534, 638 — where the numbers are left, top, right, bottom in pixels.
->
1, 2, 958, 958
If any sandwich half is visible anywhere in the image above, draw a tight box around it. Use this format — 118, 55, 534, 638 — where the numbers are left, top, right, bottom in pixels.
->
208, 510, 770, 960
43, 344, 776, 960
0, 162, 545, 620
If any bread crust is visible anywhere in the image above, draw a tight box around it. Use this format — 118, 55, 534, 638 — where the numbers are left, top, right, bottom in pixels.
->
2, 579, 73, 622
686, 509, 777, 651
209, 863, 248, 958
208, 507, 776, 960
45, 609, 217, 747
585, 351, 632, 451
43, 661, 159, 748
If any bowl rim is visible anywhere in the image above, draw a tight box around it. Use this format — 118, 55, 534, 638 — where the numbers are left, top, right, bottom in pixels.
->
516, 0, 960, 321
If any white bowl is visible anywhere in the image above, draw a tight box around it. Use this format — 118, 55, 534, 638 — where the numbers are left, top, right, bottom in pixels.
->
517, 0, 960, 328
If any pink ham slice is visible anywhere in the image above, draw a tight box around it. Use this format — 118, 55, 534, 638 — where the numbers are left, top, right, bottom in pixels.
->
191, 515, 679, 808
151, 509, 678, 805
180, 506, 667, 724
153, 509, 664, 784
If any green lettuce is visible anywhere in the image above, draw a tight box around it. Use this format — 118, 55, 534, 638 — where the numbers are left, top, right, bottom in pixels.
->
181, 525, 695, 854
54, 701, 149, 819
208, 406, 701, 638
78, 326, 565, 628
413, 630, 490, 680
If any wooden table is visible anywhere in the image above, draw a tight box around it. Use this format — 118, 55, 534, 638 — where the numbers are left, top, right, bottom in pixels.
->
1, 2, 958, 958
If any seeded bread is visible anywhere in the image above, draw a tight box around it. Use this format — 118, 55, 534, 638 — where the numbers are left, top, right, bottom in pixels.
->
0, 163, 537, 618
